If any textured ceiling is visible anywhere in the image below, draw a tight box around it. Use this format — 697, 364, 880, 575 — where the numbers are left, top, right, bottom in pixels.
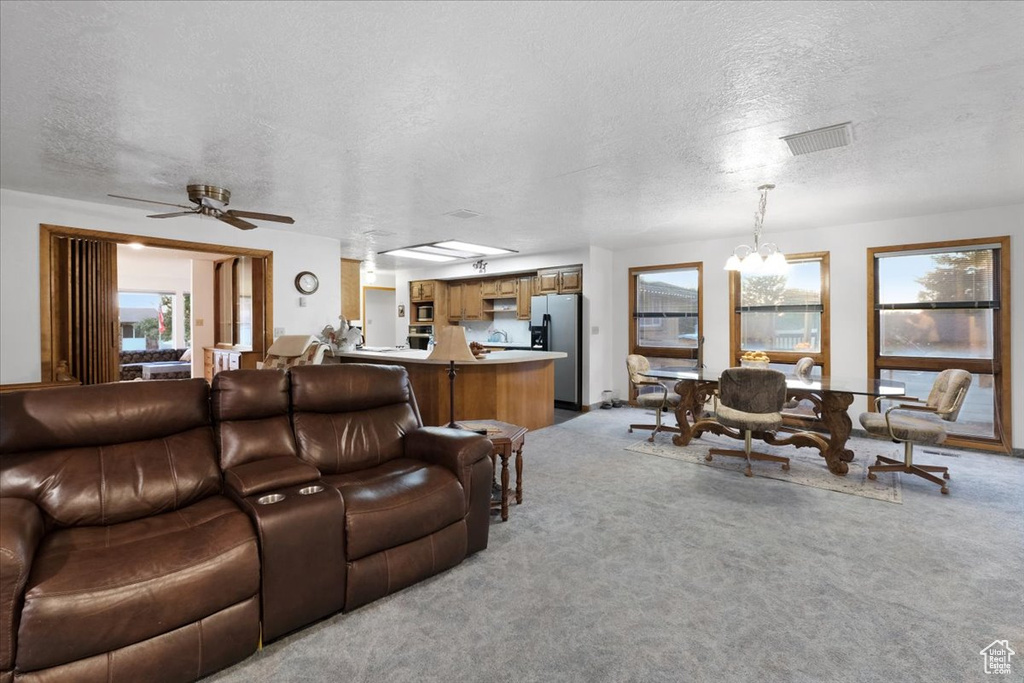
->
2, 1, 1022, 267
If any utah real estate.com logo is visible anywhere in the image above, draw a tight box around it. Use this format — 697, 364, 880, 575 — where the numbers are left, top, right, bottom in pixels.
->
980, 640, 1015, 675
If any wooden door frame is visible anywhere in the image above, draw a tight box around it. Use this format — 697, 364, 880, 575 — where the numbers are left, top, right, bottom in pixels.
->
40, 224, 274, 381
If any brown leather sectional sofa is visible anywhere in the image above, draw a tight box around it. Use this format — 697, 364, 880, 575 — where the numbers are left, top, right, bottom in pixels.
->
0, 364, 493, 682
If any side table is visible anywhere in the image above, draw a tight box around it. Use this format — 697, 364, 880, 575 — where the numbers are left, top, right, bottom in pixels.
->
457, 420, 527, 522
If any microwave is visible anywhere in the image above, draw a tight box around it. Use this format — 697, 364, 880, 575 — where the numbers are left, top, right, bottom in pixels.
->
416, 305, 434, 321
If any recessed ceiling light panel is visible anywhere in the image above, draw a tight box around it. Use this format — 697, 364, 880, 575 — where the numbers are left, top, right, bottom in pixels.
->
380, 249, 458, 262
434, 240, 514, 255
380, 240, 517, 262
780, 122, 853, 156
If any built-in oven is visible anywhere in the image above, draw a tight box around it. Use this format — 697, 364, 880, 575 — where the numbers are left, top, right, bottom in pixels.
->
408, 324, 434, 350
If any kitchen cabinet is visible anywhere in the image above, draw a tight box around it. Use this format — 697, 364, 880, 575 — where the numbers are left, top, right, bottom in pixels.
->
537, 267, 582, 294
447, 282, 484, 321
537, 270, 560, 294
462, 283, 484, 320
480, 280, 498, 298
531, 276, 541, 296
204, 346, 260, 382
410, 280, 436, 302
497, 278, 517, 297
558, 267, 582, 293
517, 277, 533, 320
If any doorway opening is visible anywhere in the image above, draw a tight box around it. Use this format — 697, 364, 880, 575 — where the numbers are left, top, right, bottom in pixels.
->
362, 286, 396, 348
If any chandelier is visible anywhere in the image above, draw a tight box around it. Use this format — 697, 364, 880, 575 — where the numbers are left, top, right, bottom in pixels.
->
724, 184, 787, 274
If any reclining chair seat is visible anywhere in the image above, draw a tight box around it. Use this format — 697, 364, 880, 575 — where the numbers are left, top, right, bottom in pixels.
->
323, 459, 465, 561
17, 496, 258, 672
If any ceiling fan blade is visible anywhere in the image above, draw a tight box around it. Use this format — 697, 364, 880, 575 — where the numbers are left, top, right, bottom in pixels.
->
227, 210, 295, 224
218, 214, 258, 231
147, 211, 197, 219
108, 194, 193, 210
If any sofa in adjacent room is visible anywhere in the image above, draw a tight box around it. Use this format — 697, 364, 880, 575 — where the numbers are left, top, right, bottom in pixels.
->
119, 348, 192, 381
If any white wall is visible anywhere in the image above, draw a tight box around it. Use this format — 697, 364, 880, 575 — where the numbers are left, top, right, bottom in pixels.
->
0, 188, 342, 383
612, 203, 1024, 448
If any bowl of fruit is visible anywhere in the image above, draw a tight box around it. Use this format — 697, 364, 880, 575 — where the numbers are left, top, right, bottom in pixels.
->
740, 351, 771, 369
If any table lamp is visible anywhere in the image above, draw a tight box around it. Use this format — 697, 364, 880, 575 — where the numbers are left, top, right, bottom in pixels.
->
427, 326, 477, 427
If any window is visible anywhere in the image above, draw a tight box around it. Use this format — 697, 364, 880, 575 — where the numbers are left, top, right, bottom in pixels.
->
729, 252, 830, 374
629, 262, 702, 361
869, 238, 1011, 452
118, 292, 175, 351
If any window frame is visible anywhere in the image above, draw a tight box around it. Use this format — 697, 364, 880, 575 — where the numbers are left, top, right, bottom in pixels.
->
628, 261, 703, 361
867, 236, 1012, 453
728, 251, 831, 376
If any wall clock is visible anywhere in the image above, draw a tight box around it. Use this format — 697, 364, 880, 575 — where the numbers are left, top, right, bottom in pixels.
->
294, 271, 319, 294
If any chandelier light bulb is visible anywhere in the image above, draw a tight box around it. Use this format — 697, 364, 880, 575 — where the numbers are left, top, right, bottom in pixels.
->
724, 254, 742, 271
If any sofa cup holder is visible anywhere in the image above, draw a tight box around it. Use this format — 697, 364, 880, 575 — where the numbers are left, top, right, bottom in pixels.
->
257, 493, 286, 505
298, 485, 325, 496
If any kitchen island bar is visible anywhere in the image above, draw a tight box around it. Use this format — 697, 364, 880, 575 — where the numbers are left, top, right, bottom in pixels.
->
332, 349, 567, 430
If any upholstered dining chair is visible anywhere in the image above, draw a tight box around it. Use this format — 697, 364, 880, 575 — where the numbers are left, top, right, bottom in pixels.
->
706, 367, 790, 477
859, 369, 972, 495
626, 354, 681, 442
783, 356, 816, 411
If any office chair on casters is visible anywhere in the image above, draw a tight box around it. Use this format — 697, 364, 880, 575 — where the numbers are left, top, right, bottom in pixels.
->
706, 367, 790, 477
626, 354, 681, 442
859, 369, 972, 495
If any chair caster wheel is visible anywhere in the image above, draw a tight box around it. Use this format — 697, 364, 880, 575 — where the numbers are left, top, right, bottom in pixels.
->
781, 463, 790, 471
943, 473, 950, 480
628, 428, 633, 433
940, 486, 949, 495
705, 455, 713, 462
744, 467, 753, 478
867, 472, 877, 480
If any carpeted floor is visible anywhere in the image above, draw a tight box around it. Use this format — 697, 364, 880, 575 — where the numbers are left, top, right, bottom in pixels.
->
209, 407, 1024, 683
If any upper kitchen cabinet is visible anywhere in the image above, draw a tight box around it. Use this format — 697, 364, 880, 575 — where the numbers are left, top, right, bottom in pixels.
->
536, 267, 582, 294
517, 277, 533, 320
447, 281, 485, 321
410, 280, 436, 302
497, 278, 517, 297
480, 279, 498, 298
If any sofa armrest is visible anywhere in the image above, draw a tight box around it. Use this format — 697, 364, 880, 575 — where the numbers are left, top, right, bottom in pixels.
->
405, 426, 492, 484
224, 457, 322, 498
0, 498, 45, 670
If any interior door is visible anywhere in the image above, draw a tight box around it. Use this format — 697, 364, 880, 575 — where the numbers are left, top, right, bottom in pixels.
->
45, 234, 119, 384
363, 287, 397, 347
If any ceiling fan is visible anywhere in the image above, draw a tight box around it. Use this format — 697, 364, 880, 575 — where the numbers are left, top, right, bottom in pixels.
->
108, 184, 295, 230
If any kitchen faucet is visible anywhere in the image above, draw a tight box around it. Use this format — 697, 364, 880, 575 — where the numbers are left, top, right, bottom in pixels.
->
489, 329, 509, 343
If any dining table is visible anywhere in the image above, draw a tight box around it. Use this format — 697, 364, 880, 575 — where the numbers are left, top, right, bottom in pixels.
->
642, 366, 906, 476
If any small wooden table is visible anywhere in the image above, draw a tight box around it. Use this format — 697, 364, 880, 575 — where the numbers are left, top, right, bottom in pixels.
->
457, 420, 527, 522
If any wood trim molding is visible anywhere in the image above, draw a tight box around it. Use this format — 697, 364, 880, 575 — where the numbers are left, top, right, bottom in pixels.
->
866, 235, 1012, 453
39, 224, 275, 380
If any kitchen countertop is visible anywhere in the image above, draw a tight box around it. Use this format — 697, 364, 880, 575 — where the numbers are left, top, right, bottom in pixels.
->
336, 349, 565, 365
478, 341, 533, 348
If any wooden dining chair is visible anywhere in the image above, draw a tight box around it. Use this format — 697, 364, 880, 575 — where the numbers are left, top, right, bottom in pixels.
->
626, 354, 681, 442
706, 367, 790, 477
859, 369, 972, 495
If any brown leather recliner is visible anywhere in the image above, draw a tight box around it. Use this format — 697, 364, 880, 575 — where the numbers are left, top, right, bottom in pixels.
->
210, 370, 346, 643
289, 364, 493, 610
0, 380, 261, 683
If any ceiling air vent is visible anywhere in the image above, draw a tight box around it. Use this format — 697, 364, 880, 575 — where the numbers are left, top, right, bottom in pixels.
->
444, 208, 481, 219
780, 122, 852, 156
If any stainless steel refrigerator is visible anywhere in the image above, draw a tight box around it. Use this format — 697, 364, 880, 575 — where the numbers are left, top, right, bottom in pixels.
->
530, 293, 581, 409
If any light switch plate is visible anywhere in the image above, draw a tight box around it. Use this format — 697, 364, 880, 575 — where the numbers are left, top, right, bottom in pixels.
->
299, 297, 307, 307
195, 318, 204, 327
274, 327, 285, 337
591, 326, 600, 335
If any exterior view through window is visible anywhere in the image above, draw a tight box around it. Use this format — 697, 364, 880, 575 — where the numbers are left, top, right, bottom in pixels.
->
628, 263, 703, 386
730, 252, 830, 376
869, 237, 1011, 452
118, 291, 191, 351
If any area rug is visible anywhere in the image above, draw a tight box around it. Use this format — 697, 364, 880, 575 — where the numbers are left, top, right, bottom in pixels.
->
627, 431, 903, 504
